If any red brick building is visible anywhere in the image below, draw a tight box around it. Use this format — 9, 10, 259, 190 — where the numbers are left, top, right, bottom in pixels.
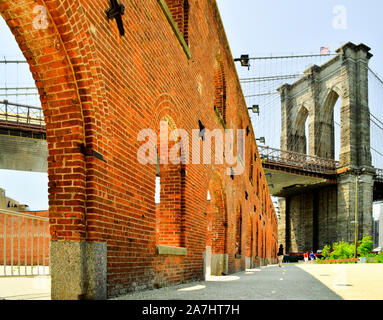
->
0, 210, 49, 266
0, 0, 278, 299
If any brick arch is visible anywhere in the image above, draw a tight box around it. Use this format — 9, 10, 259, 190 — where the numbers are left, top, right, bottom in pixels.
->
235, 202, 242, 256
154, 110, 187, 247
0, 1, 99, 241
165, 0, 190, 44
206, 171, 228, 255
245, 213, 253, 258
214, 57, 227, 122
151, 93, 183, 131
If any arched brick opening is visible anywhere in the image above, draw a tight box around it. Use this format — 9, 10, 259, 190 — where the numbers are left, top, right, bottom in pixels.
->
235, 204, 242, 256
155, 114, 186, 248
1, 1, 87, 240
208, 176, 227, 254
214, 58, 226, 123
245, 213, 253, 267
165, 0, 189, 44
205, 172, 228, 276
249, 147, 254, 183
1, 1, 108, 299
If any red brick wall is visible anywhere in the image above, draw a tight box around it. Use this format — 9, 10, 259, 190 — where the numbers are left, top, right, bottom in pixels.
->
0, 0, 278, 297
0, 211, 49, 266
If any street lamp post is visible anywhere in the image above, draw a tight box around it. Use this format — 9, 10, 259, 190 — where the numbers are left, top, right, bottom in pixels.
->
354, 175, 359, 259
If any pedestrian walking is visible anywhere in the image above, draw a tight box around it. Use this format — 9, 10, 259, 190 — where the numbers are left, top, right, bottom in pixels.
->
304, 252, 309, 263
309, 251, 316, 263
277, 244, 284, 267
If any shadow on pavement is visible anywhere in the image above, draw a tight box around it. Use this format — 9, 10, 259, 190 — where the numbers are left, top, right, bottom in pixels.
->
114, 264, 343, 300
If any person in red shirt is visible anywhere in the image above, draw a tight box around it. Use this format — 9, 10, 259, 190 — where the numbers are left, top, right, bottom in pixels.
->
304, 252, 309, 263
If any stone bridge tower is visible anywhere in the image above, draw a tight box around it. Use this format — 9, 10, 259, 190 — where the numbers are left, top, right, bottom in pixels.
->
278, 42, 374, 253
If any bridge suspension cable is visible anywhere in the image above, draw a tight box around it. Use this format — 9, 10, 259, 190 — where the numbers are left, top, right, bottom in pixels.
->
247, 53, 337, 61
236, 51, 383, 168
0, 58, 40, 108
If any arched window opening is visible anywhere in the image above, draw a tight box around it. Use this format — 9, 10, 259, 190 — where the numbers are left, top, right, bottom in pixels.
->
155, 147, 161, 204
165, 0, 189, 44
155, 116, 185, 248
333, 98, 341, 161
246, 215, 253, 258
293, 105, 309, 155
0, 16, 49, 276
235, 206, 242, 257
318, 89, 342, 160
249, 148, 254, 183
214, 60, 227, 123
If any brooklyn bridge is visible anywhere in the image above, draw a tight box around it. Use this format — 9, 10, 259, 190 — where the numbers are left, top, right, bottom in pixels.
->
0, 0, 382, 300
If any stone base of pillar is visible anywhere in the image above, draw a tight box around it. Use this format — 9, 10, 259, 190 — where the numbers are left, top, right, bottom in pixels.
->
211, 253, 228, 276
50, 241, 107, 300
245, 256, 253, 269
203, 246, 212, 280
337, 173, 374, 243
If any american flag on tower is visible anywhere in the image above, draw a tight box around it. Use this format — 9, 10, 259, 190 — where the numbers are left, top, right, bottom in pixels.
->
320, 46, 330, 54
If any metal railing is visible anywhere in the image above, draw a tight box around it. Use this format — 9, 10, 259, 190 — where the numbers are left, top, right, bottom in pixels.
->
258, 146, 339, 175
0, 100, 44, 128
0, 209, 49, 277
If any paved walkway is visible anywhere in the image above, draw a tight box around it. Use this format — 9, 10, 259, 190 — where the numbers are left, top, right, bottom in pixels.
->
0, 276, 50, 300
115, 264, 342, 300
1, 264, 382, 300
115, 264, 383, 300
297, 263, 383, 300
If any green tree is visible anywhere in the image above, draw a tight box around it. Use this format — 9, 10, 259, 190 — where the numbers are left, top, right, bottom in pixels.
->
357, 234, 373, 257
331, 239, 355, 259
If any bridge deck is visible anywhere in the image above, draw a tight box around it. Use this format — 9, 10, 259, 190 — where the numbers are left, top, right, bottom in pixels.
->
258, 146, 382, 197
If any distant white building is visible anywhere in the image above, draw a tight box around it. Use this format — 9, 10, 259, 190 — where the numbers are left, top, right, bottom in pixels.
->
0, 187, 29, 211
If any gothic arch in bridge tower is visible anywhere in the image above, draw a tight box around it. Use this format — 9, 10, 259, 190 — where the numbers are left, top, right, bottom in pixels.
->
277, 42, 376, 254
279, 43, 373, 168
318, 87, 344, 160
292, 104, 309, 154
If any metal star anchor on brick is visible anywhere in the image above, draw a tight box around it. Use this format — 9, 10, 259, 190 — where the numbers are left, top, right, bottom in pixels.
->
106, 0, 125, 36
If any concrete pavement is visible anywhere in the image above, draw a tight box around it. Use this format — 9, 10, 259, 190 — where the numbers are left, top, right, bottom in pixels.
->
114, 264, 343, 300
297, 263, 383, 300
0, 276, 50, 300
115, 263, 383, 300
1, 263, 382, 300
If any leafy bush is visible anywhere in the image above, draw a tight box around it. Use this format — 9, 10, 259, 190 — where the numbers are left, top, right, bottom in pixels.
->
320, 235, 375, 262
357, 234, 373, 257
331, 239, 355, 259
377, 252, 383, 263
322, 244, 331, 259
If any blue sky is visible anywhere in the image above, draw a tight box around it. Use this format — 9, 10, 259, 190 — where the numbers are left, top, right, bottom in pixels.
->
216, 0, 383, 74
1, 1, 382, 215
